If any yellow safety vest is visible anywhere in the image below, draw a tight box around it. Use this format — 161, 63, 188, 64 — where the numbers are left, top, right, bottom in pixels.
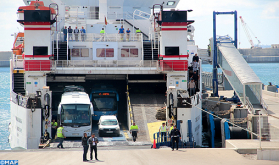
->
51, 122, 57, 128
160, 126, 166, 132
100, 30, 105, 34
136, 29, 141, 33
170, 126, 174, 131
130, 125, 139, 131
57, 127, 64, 138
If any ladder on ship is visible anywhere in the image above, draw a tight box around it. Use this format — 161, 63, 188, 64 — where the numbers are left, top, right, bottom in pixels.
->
53, 41, 70, 60
13, 72, 25, 95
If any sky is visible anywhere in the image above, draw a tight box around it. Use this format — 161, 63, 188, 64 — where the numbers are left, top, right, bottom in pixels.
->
0, 0, 278, 51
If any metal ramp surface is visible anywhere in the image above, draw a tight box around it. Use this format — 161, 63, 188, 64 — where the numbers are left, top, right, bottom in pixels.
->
130, 94, 165, 142
217, 42, 266, 113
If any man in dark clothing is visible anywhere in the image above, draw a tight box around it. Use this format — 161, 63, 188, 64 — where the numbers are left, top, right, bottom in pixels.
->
68, 26, 73, 41
170, 125, 181, 151
82, 133, 89, 162
63, 26, 67, 42
192, 71, 199, 90
88, 133, 99, 161
192, 53, 199, 62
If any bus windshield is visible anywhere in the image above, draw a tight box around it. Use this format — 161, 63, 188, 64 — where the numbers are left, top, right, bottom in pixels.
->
92, 97, 117, 111
61, 104, 91, 126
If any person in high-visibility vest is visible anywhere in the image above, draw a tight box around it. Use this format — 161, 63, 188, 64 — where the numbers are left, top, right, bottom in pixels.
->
168, 123, 174, 142
136, 28, 141, 41
51, 119, 57, 139
57, 124, 66, 149
130, 122, 139, 142
136, 28, 141, 33
100, 28, 105, 41
100, 28, 105, 34
159, 122, 168, 142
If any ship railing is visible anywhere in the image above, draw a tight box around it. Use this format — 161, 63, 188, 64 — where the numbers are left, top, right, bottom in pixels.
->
52, 60, 158, 70
126, 85, 134, 131
24, 60, 52, 71
260, 96, 268, 111
202, 72, 223, 88
67, 33, 142, 42
65, 9, 133, 21
245, 96, 254, 114
11, 91, 28, 108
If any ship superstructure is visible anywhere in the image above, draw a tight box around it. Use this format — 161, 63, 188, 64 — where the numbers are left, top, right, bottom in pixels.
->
10, 0, 202, 149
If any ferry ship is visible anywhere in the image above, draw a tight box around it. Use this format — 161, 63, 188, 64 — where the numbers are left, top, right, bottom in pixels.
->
9, 0, 202, 149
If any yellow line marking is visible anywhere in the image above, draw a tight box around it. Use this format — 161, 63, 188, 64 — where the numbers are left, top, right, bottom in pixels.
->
124, 132, 129, 139
147, 121, 166, 143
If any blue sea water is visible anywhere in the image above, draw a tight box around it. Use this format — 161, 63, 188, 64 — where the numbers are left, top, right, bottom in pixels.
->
0, 67, 10, 150
0, 64, 278, 150
202, 63, 279, 85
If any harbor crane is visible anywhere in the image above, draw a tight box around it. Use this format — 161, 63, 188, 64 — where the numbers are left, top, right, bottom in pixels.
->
239, 16, 261, 48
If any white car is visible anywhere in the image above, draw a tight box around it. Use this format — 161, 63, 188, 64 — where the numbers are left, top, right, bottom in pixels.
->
98, 115, 120, 137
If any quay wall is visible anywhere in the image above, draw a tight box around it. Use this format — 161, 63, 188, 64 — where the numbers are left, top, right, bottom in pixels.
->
198, 48, 279, 63
0, 51, 12, 67
239, 48, 279, 63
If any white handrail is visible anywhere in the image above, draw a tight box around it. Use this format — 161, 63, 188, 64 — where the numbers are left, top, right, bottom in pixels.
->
245, 96, 254, 114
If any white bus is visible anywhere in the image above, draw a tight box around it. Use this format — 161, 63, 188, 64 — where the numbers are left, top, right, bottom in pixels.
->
58, 92, 94, 137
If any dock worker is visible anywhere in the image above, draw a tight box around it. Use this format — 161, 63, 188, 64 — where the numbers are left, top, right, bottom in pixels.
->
130, 122, 139, 142
57, 124, 66, 149
82, 133, 89, 162
118, 25, 125, 41
168, 123, 174, 141
208, 44, 211, 56
136, 28, 141, 41
88, 133, 99, 161
170, 125, 181, 151
51, 119, 57, 139
100, 28, 105, 41
159, 122, 168, 142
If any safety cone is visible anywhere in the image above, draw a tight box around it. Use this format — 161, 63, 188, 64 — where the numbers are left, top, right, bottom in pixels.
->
153, 139, 157, 149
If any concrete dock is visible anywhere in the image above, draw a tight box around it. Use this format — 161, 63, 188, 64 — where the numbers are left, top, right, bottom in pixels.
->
1, 147, 278, 165
1, 90, 279, 164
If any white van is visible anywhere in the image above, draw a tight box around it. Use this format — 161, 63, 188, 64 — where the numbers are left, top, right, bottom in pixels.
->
98, 115, 120, 137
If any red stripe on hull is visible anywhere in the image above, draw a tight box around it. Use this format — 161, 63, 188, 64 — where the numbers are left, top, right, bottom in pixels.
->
162, 22, 191, 26
25, 55, 53, 58
24, 60, 52, 71
24, 22, 51, 25
160, 55, 189, 58
161, 28, 187, 31
24, 27, 51, 30
160, 60, 188, 71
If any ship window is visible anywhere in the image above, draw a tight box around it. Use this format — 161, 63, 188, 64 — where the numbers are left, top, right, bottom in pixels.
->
33, 46, 48, 55
130, 48, 138, 57
165, 47, 179, 55
71, 48, 89, 57
96, 48, 114, 57
121, 48, 138, 57
166, 1, 176, 6
121, 49, 129, 57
